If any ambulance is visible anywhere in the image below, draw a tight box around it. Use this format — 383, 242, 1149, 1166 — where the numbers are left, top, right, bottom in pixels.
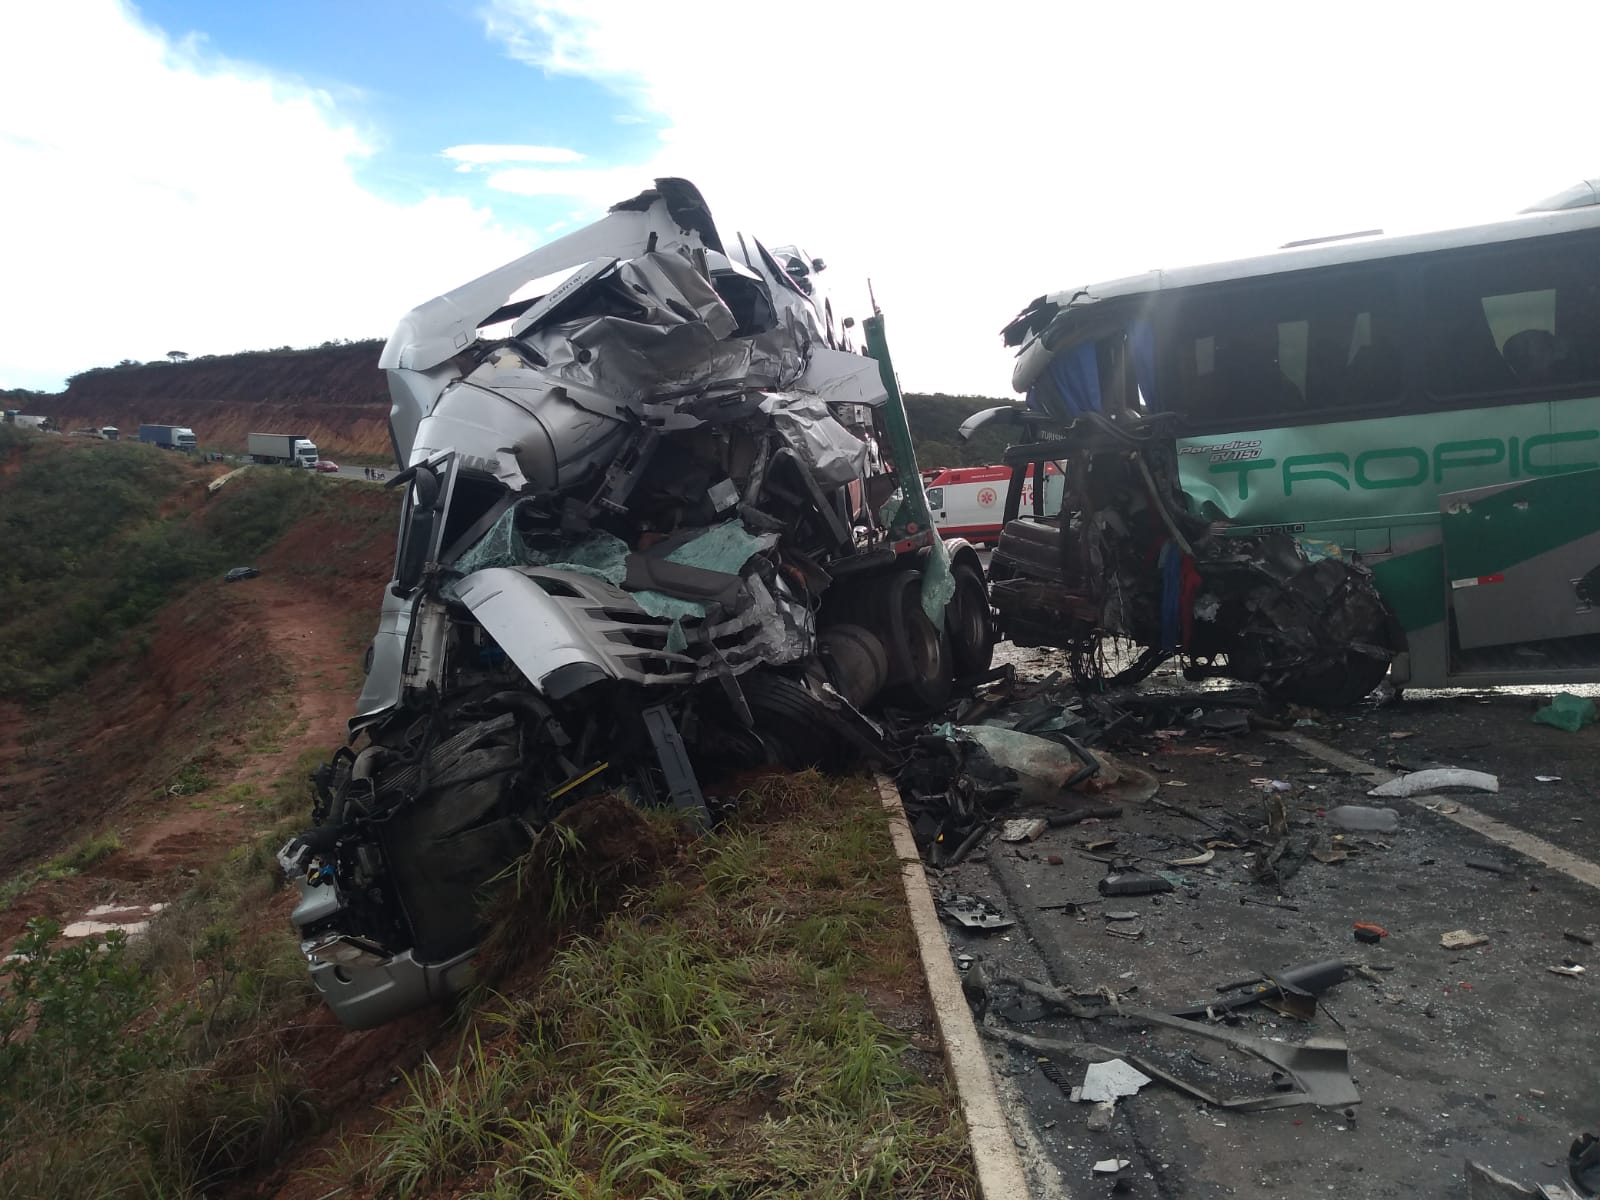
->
921, 462, 1064, 544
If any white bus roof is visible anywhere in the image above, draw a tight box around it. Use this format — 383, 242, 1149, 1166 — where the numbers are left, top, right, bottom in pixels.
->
1011, 201, 1600, 393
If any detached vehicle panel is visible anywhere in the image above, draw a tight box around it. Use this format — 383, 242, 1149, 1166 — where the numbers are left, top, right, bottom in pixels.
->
281, 178, 991, 1028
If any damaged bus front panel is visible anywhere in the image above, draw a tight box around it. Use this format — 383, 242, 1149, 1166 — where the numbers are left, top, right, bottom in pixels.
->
281, 178, 991, 1028
997, 198, 1600, 695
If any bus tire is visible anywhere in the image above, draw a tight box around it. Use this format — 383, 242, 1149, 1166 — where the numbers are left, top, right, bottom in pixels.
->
946, 560, 995, 678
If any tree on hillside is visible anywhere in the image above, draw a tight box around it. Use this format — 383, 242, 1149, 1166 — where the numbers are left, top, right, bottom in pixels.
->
166, 350, 189, 364
903, 393, 1022, 469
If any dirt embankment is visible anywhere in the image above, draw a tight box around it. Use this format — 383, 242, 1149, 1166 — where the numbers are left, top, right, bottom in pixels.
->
30, 342, 394, 459
0, 483, 398, 944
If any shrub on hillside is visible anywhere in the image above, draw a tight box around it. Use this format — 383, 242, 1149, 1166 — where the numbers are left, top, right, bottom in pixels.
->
0, 441, 326, 701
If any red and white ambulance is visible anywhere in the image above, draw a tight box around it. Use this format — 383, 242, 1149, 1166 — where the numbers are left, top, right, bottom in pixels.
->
921, 462, 1064, 544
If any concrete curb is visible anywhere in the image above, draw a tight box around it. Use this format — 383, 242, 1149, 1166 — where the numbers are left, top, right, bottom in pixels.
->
874, 773, 1032, 1200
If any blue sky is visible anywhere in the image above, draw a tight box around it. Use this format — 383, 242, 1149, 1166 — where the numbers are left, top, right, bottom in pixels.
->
2, 1, 1597, 395
133, 0, 659, 227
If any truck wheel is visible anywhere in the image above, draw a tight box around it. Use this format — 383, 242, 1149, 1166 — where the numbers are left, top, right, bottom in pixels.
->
883, 571, 953, 712
741, 672, 853, 770
946, 561, 995, 678
817, 623, 889, 708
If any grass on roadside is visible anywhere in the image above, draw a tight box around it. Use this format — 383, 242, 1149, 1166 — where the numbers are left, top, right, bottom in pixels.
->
0, 750, 328, 1199
329, 771, 974, 1200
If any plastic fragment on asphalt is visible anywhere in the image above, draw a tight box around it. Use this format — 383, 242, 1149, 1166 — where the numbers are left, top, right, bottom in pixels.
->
1000, 818, 1047, 843
1093, 1158, 1131, 1174
937, 893, 1014, 932
1080, 1059, 1152, 1102
1086, 1100, 1116, 1131
1099, 871, 1175, 897
1464, 1159, 1540, 1199
1354, 922, 1387, 943
1535, 775, 1562, 783
1531, 692, 1598, 733
1327, 804, 1400, 832
1371, 768, 1499, 798
1440, 929, 1489, 949
1548, 964, 1586, 978
1168, 848, 1215, 866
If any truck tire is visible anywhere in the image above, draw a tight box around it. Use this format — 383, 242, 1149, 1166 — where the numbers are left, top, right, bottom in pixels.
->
882, 570, 953, 712
741, 672, 853, 770
817, 623, 890, 708
946, 560, 995, 679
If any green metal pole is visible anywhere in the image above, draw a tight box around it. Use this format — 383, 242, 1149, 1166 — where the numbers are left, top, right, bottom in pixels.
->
862, 308, 954, 622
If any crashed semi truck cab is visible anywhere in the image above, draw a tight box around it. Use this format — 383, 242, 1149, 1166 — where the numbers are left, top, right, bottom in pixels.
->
280, 178, 994, 1028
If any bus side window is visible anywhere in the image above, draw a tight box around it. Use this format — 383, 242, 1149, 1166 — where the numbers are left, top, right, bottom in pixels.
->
1166, 271, 1399, 424
1423, 243, 1600, 399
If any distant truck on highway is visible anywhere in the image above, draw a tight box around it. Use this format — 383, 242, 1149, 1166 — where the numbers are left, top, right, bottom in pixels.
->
247, 432, 318, 468
138, 423, 197, 452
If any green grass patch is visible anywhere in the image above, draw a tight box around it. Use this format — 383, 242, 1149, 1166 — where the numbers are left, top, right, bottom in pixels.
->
335, 771, 974, 1199
0, 830, 123, 910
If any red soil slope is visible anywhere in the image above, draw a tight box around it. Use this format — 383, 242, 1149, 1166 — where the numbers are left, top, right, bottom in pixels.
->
30, 342, 395, 459
0, 484, 398, 945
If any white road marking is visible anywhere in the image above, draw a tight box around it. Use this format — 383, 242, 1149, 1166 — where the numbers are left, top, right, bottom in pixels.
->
1271, 729, 1600, 892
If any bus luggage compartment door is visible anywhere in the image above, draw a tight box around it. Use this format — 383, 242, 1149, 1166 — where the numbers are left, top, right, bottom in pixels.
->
1441, 468, 1600, 649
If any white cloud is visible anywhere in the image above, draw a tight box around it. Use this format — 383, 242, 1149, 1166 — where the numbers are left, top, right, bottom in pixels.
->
443, 143, 585, 167
0, 1, 535, 391
480, 0, 1600, 397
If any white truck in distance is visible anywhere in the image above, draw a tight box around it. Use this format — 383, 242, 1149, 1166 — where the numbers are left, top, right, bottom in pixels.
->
247, 432, 318, 468
138, 424, 197, 452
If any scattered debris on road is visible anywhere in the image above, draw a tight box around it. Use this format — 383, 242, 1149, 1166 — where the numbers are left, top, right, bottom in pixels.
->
1328, 803, 1401, 831
1371, 768, 1500, 797
1441, 929, 1491, 950
1078, 1058, 1153, 1102
938, 893, 1014, 932
1532, 693, 1598, 733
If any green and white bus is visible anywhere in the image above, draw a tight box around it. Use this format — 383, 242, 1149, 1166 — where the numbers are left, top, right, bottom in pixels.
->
1006, 184, 1600, 689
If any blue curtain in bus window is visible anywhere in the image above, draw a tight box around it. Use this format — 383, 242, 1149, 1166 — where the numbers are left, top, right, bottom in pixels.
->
1128, 319, 1159, 410
1032, 340, 1102, 418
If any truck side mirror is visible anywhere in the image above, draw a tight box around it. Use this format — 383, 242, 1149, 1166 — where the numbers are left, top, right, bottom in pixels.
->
392, 465, 442, 596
